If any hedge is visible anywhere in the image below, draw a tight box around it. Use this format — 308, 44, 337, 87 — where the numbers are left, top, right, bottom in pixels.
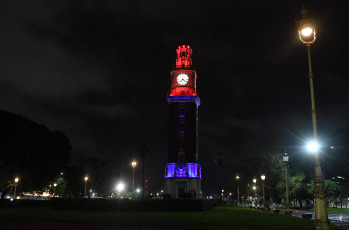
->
50, 198, 212, 211
0, 199, 50, 208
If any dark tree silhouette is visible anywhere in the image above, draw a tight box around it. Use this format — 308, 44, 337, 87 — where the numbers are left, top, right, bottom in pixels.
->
0, 109, 71, 194
79, 157, 111, 197
0, 181, 14, 199
212, 151, 225, 196
137, 144, 149, 199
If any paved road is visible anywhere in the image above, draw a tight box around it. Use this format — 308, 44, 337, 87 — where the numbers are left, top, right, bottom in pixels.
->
280, 209, 349, 229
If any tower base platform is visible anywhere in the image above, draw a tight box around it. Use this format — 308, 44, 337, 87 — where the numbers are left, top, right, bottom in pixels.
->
164, 177, 201, 198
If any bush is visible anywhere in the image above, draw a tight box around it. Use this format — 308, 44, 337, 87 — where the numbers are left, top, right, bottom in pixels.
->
0, 199, 50, 208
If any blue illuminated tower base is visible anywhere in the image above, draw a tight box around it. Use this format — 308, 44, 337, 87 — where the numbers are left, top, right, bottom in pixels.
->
164, 163, 201, 198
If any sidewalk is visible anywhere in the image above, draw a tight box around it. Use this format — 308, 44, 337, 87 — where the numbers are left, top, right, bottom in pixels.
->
277, 209, 349, 229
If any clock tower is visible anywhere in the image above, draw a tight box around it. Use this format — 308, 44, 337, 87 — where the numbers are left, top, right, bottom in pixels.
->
164, 45, 201, 198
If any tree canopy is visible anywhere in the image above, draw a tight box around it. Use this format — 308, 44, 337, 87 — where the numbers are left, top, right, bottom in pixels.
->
0, 109, 71, 194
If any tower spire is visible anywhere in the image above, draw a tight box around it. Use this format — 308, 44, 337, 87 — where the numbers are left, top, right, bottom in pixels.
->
176, 45, 192, 68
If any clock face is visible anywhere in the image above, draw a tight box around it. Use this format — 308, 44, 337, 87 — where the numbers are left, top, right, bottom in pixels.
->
176, 73, 189, 85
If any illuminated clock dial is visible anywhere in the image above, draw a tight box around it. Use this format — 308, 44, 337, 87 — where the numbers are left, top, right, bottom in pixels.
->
176, 73, 189, 85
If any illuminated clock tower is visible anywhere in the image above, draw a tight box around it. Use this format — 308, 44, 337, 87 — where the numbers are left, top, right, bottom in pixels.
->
164, 44, 201, 198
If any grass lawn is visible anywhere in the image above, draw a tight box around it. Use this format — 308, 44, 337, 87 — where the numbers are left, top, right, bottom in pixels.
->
276, 206, 349, 213
0, 206, 345, 230
327, 208, 349, 213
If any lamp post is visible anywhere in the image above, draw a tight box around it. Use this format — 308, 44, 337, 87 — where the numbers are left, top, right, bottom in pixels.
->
14, 177, 19, 199
247, 184, 250, 207
252, 185, 257, 208
84, 176, 88, 198
253, 178, 257, 208
261, 174, 266, 209
236, 175, 240, 206
53, 183, 57, 197
297, 7, 329, 229
131, 160, 137, 192
283, 151, 291, 215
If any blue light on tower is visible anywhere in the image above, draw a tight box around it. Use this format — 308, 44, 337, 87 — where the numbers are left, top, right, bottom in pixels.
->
164, 163, 201, 178
167, 96, 200, 107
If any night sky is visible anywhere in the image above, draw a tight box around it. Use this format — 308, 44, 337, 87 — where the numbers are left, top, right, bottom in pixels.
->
1, 0, 348, 194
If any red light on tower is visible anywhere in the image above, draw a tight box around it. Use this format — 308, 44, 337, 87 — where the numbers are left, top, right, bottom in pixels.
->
168, 45, 197, 97
176, 45, 192, 68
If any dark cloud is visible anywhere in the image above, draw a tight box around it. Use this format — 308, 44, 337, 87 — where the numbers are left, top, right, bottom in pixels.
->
1, 0, 349, 194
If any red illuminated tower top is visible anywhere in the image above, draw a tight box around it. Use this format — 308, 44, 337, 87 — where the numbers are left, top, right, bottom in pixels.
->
176, 45, 193, 68
168, 45, 198, 98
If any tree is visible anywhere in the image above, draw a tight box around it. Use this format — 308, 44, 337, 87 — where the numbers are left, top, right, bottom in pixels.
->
50, 176, 68, 197
212, 151, 225, 196
64, 165, 85, 198
289, 172, 313, 207
325, 179, 342, 207
137, 144, 149, 199
0, 181, 14, 199
79, 157, 111, 197
245, 151, 284, 205
336, 165, 349, 208
0, 109, 71, 194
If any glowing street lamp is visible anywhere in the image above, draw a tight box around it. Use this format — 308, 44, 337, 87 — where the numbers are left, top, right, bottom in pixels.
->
236, 175, 240, 206
84, 176, 88, 198
297, 8, 316, 45
14, 177, 19, 199
131, 160, 137, 192
252, 178, 257, 208
252, 185, 257, 208
297, 7, 329, 229
261, 174, 266, 209
53, 183, 57, 197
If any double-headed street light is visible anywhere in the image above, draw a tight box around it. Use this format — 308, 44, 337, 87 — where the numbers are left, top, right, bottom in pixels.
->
297, 7, 329, 229
252, 178, 257, 208
283, 151, 291, 215
236, 175, 240, 206
261, 174, 266, 209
